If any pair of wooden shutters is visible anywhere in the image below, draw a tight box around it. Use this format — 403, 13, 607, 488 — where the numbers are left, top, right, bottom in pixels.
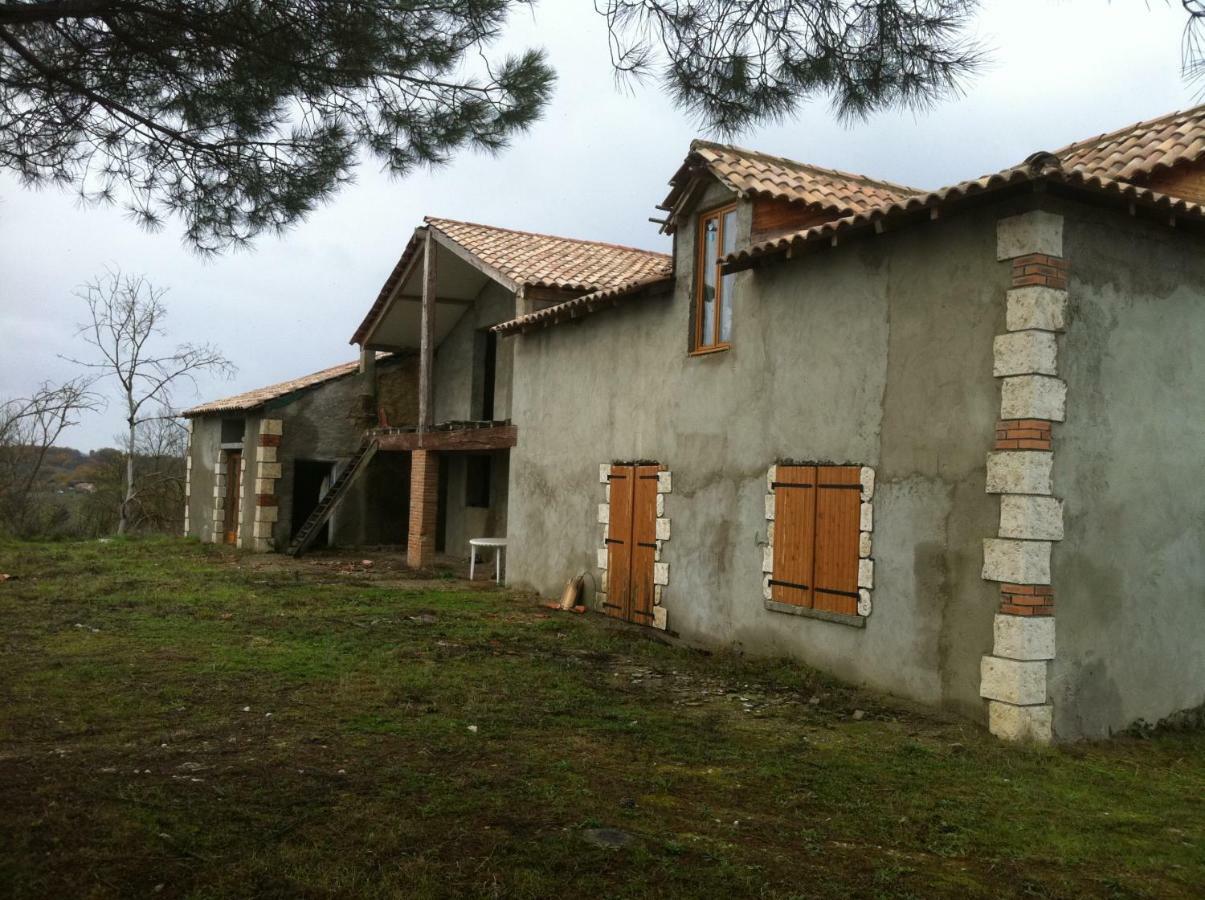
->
605, 464, 658, 625
771, 465, 861, 616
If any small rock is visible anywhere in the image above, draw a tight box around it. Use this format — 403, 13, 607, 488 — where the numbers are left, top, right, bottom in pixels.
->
582, 827, 633, 849
467, 725, 478, 733
361, 560, 374, 568
808, 696, 821, 705
852, 709, 866, 721
242, 706, 251, 712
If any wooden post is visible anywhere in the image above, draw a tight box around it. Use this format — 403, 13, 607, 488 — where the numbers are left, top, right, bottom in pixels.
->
418, 228, 436, 433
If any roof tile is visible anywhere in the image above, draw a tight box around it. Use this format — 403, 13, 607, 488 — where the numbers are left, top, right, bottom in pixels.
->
1056, 104, 1205, 180
183, 354, 391, 417
426, 218, 670, 292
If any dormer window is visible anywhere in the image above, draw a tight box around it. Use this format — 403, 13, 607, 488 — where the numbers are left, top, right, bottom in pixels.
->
693, 204, 738, 352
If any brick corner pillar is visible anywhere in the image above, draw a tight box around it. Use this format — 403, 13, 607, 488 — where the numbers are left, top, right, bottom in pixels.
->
407, 449, 440, 568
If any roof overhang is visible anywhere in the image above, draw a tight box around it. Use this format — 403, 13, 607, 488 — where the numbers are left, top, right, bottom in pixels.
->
353, 225, 507, 351
725, 162, 1205, 273
492, 275, 675, 336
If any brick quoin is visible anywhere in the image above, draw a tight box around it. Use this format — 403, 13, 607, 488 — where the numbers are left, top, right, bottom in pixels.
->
1000, 584, 1055, 616
256, 493, 277, 507
994, 418, 1053, 451
1011, 253, 1068, 290
407, 449, 440, 568
258, 434, 282, 447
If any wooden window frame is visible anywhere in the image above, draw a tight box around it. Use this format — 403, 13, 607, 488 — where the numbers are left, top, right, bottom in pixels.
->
691, 203, 737, 354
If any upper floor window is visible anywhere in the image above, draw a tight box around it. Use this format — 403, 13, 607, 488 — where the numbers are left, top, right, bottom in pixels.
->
694, 204, 738, 352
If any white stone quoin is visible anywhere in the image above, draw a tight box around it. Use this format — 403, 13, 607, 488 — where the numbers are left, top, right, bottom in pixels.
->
996, 210, 1063, 260
999, 495, 1064, 541
857, 589, 872, 617
1000, 374, 1067, 422
993, 331, 1058, 377
982, 537, 1051, 584
1006, 286, 1067, 333
857, 558, 874, 589
985, 451, 1053, 495
859, 466, 875, 500
993, 614, 1056, 661
980, 655, 1048, 706
988, 701, 1053, 744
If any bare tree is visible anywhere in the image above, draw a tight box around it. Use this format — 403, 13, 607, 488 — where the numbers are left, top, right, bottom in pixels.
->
67, 269, 234, 534
126, 406, 189, 533
0, 377, 99, 535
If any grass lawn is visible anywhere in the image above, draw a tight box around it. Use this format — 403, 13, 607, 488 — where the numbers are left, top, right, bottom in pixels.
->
0, 538, 1201, 899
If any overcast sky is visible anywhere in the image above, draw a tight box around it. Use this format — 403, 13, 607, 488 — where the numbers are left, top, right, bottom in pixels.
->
0, 0, 1197, 450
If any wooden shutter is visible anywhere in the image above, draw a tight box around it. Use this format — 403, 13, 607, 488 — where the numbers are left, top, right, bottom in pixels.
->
629, 465, 660, 624
605, 465, 634, 619
771, 465, 816, 607
812, 466, 862, 616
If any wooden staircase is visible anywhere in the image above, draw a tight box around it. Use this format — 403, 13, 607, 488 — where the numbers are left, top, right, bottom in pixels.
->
287, 438, 379, 557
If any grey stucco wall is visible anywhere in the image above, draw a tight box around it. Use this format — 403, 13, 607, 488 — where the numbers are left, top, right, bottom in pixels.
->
433, 282, 515, 423
1052, 202, 1205, 738
506, 180, 1005, 720
186, 416, 221, 543
442, 450, 510, 558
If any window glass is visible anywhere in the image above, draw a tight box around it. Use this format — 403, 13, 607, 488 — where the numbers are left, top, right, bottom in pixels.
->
720, 209, 738, 342
700, 217, 718, 347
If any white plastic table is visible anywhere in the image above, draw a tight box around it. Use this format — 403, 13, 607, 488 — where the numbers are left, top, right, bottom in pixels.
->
468, 537, 508, 583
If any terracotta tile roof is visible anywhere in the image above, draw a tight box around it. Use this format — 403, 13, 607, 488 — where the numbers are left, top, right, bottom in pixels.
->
351, 217, 671, 344
426, 218, 671, 292
725, 156, 1205, 271
492, 275, 674, 335
1055, 104, 1205, 181
659, 139, 918, 231
182, 354, 390, 417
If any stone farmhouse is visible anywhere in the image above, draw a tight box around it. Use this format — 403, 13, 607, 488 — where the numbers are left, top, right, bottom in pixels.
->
185, 105, 1205, 743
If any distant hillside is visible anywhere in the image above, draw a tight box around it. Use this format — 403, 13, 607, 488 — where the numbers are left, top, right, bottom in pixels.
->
36, 447, 125, 488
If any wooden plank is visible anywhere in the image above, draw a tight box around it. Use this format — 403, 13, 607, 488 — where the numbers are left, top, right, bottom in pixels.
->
606, 466, 634, 620
418, 229, 436, 433
629, 464, 660, 624
1145, 160, 1205, 206
374, 424, 517, 452
223, 450, 241, 545
751, 198, 834, 243
812, 467, 862, 616
771, 465, 815, 607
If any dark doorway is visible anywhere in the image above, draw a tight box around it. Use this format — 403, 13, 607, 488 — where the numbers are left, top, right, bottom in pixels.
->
481, 329, 497, 421
292, 460, 334, 549
435, 454, 449, 553
222, 450, 241, 545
